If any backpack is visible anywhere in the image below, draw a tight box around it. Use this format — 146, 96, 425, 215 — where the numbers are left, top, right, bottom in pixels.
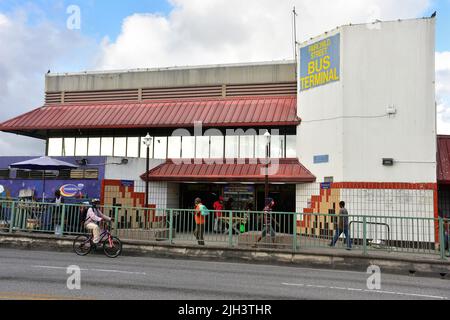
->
199, 204, 210, 216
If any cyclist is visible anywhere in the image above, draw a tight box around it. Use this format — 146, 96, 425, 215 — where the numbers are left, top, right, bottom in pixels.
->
84, 199, 112, 245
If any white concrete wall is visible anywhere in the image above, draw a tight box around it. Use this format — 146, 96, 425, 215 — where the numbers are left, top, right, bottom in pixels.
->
296, 183, 320, 214
104, 157, 164, 181
343, 188, 435, 242
341, 19, 436, 183
46, 61, 296, 92
297, 28, 344, 183
297, 18, 436, 184
167, 183, 180, 209
146, 181, 169, 212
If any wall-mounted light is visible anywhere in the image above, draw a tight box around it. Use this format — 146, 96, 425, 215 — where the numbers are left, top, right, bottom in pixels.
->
76, 159, 88, 166
382, 158, 394, 166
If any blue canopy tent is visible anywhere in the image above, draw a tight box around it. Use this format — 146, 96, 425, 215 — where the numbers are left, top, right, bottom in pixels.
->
9, 156, 78, 202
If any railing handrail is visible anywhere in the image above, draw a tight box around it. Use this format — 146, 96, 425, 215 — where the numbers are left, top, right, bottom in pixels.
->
0, 199, 445, 221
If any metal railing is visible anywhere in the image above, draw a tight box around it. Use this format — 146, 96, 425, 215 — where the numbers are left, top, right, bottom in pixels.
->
0, 199, 448, 260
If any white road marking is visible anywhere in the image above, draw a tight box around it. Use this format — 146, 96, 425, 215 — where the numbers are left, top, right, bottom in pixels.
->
32, 265, 146, 275
282, 283, 448, 300
89, 268, 146, 275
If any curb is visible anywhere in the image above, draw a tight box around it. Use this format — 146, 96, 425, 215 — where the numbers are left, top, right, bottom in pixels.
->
1, 233, 449, 279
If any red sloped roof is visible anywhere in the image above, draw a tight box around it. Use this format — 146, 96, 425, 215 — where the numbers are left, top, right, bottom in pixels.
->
438, 135, 450, 184
0, 96, 299, 131
141, 158, 316, 183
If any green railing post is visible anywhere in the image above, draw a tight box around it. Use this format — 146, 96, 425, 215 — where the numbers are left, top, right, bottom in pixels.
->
114, 206, 119, 237
293, 213, 297, 252
9, 202, 15, 233
362, 216, 368, 256
439, 217, 445, 260
169, 209, 173, 244
228, 210, 233, 247
60, 204, 66, 236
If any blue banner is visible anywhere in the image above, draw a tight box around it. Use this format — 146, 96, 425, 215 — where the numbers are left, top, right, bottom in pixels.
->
300, 33, 340, 91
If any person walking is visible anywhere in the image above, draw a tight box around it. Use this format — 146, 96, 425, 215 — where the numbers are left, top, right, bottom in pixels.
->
52, 190, 65, 232
254, 198, 276, 247
330, 201, 352, 250
194, 198, 209, 245
213, 196, 225, 233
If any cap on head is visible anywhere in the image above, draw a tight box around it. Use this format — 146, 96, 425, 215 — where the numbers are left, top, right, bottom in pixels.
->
91, 198, 100, 205
219, 196, 224, 201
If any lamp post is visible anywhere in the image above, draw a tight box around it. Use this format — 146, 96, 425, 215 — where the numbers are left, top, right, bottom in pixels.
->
143, 133, 152, 227
264, 130, 271, 201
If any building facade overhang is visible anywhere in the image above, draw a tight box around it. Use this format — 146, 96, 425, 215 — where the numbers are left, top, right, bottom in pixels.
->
438, 135, 450, 184
0, 96, 300, 140
140, 158, 316, 183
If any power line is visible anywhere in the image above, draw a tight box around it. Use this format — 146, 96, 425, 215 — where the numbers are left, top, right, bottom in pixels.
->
302, 114, 389, 123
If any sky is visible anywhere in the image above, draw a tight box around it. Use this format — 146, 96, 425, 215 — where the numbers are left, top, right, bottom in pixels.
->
0, 0, 449, 155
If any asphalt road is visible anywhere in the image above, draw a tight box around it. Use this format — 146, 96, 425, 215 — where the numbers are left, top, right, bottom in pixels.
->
0, 248, 448, 300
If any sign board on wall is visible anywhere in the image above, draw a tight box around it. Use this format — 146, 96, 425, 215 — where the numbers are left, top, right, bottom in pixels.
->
300, 33, 340, 91
314, 155, 329, 164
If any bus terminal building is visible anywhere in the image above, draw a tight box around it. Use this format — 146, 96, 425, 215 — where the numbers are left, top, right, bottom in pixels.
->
0, 17, 446, 245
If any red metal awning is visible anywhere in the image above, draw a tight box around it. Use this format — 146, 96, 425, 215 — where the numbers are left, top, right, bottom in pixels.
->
141, 158, 316, 183
0, 96, 299, 134
438, 135, 450, 184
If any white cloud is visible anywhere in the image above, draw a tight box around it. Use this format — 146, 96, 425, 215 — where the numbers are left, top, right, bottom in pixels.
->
0, 10, 91, 156
95, 0, 450, 136
97, 0, 431, 70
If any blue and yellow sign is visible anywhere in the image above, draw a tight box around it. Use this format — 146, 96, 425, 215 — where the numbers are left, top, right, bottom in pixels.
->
300, 34, 340, 91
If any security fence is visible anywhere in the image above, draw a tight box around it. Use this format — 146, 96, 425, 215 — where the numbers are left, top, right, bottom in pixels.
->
0, 199, 448, 259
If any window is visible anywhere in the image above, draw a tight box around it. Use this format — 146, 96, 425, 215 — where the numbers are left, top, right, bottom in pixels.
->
270, 135, 285, 158
154, 137, 167, 159
88, 138, 101, 156
255, 135, 267, 158
16, 170, 57, 179
127, 137, 139, 158
101, 137, 114, 156
225, 136, 239, 158
75, 138, 88, 156
84, 169, 99, 179
210, 136, 224, 158
196, 136, 210, 159
63, 138, 75, 156
58, 170, 71, 179
140, 136, 154, 159
114, 137, 127, 157
0, 169, 9, 179
286, 135, 297, 158
70, 169, 99, 179
48, 138, 63, 156
239, 135, 254, 158
168, 136, 181, 159
182, 136, 195, 158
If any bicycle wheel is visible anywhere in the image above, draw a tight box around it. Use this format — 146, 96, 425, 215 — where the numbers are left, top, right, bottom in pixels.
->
103, 236, 122, 258
73, 235, 92, 256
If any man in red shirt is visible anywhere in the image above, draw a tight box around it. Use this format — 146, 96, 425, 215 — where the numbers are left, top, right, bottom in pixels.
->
213, 196, 225, 233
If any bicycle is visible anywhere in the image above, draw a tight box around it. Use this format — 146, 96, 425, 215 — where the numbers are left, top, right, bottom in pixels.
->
73, 221, 122, 258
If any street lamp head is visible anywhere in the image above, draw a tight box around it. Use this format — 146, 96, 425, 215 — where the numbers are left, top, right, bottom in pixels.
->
264, 130, 271, 144
143, 133, 152, 147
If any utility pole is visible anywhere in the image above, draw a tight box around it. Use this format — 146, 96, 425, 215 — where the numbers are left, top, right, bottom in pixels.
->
292, 6, 299, 78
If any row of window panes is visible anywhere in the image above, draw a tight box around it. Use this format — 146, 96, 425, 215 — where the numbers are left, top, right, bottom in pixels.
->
48, 135, 297, 159
0, 169, 99, 180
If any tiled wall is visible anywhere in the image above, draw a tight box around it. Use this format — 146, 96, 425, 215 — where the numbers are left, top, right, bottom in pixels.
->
296, 182, 438, 243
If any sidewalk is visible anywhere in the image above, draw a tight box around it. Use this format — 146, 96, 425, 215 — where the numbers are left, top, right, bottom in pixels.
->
0, 231, 449, 279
